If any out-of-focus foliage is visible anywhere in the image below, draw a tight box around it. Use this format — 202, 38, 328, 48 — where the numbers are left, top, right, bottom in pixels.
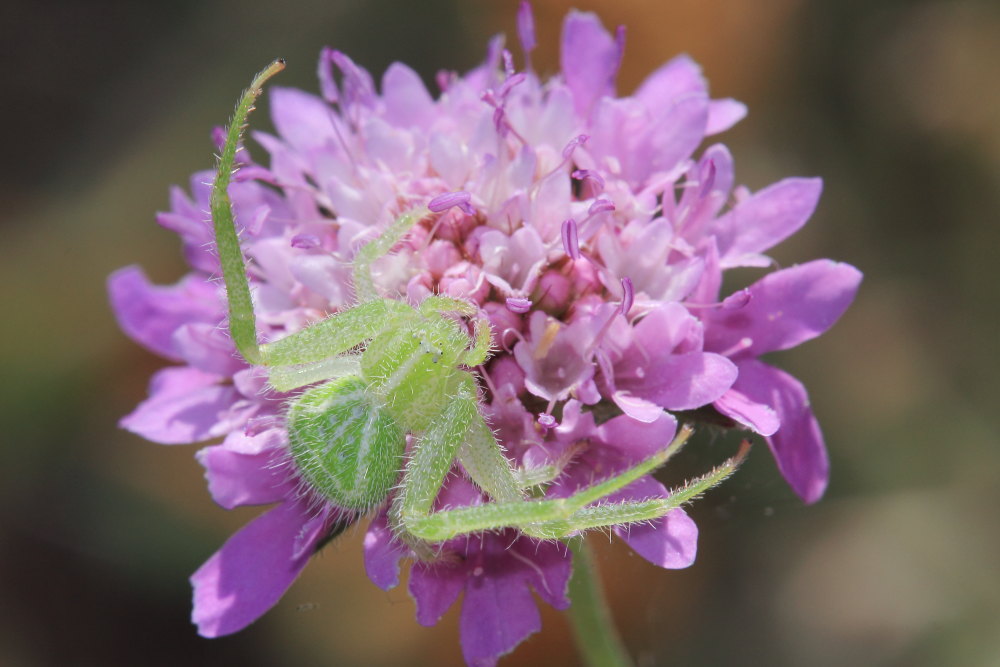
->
2, 1, 997, 665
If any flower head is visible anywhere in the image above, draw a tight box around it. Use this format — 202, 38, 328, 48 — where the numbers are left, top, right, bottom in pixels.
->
110, 4, 859, 664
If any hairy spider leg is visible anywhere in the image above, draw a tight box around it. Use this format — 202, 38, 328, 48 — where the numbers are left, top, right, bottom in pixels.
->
210, 59, 285, 365
399, 421, 747, 543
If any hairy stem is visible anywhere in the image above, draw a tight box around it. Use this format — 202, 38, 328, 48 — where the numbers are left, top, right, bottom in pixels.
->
210, 58, 285, 365
566, 539, 633, 667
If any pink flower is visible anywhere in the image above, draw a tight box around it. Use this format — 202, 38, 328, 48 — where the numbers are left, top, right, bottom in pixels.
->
109, 4, 859, 663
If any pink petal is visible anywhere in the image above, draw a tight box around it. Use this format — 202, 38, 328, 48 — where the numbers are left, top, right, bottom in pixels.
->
734, 360, 829, 504
382, 62, 435, 129
363, 510, 409, 591
635, 54, 706, 108
269, 86, 336, 153
108, 267, 221, 361
561, 11, 620, 117
705, 259, 863, 357
120, 366, 238, 444
191, 500, 323, 637
409, 559, 466, 627
196, 444, 291, 509
597, 411, 677, 460
172, 322, 245, 376
706, 98, 747, 134
612, 475, 698, 569
713, 386, 780, 436
619, 508, 698, 568
715, 177, 823, 267
619, 351, 738, 412
612, 391, 665, 423
459, 568, 541, 667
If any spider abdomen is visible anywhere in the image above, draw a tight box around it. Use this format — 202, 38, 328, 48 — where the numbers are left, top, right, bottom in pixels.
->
287, 375, 405, 510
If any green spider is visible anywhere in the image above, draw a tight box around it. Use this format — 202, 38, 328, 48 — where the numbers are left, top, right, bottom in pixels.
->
212, 61, 743, 556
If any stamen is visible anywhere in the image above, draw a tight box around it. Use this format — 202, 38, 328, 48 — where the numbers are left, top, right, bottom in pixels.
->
502, 49, 515, 79
506, 297, 532, 314
588, 199, 615, 216
428, 191, 476, 216
572, 169, 605, 194
537, 413, 557, 429
498, 71, 526, 99
722, 288, 752, 309
698, 159, 717, 199
562, 134, 589, 159
517, 1, 536, 62
561, 218, 580, 260
719, 336, 754, 358
620, 277, 634, 316
318, 47, 338, 103
291, 234, 321, 249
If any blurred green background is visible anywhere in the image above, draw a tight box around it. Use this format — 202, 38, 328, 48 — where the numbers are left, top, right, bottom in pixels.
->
3, 0, 998, 665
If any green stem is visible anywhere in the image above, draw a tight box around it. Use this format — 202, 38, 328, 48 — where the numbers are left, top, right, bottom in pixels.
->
566, 539, 633, 667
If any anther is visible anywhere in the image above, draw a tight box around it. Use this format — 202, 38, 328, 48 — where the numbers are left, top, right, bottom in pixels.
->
517, 1, 536, 59
722, 288, 752, 310
698, 159, 717, 199
561, 219, 580, 260
506, 297, 532, 314
620, 277, 634, 316
291, 234, 321, 249
428, 191, 476, 216
588, 199, 615, 216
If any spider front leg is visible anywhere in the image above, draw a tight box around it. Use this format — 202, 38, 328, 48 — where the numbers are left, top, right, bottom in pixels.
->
400, 422, 747, 543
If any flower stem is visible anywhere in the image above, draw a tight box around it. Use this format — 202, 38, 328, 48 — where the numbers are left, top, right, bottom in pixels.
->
566, 539, 633, 667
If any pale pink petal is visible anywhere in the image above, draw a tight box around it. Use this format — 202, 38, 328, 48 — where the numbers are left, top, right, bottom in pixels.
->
714, 177, 823, 267
706, 98, 747, 134
196, 444, 291, 509
120, 367, 238, 445
382, 62, 435, 129
108, 267, 221, 361
561, 11, 620, 116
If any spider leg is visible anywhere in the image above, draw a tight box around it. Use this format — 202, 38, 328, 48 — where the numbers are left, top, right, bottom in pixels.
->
210, 60, 285, 365
262, 299, 413, 366
353, 210, 424, 302
400, 428, 746, 543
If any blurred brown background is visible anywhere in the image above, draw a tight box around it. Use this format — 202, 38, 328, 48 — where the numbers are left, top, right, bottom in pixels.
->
2, 0, 998, 665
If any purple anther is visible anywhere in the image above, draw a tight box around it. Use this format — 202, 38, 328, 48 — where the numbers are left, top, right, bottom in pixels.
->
572, 169, 606, 193
517, 1, 536, 55
562, 134, 589, 159
502, 49, 515, 79
699, 159, 717, 199
538, 413, 557, 429
481, 89, 499, 108
498, 72, 527, 99
588, 199, 615, 215
722, 288, 752, 310
620, 277, 634, 316
429, 191, 476, 216
318, 47, 339, 103
492, 106, 509, 136
561, 219, 581, 260
506, 297, 532, 314
291, 234, 321, 250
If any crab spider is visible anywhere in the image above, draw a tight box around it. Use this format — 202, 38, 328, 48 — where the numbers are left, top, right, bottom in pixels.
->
212, 60, 745, 553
